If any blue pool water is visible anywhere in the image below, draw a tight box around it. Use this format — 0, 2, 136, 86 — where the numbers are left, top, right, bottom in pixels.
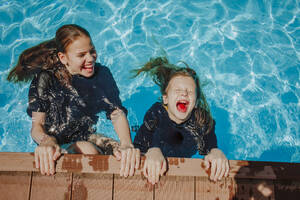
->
0, 0, 299, 163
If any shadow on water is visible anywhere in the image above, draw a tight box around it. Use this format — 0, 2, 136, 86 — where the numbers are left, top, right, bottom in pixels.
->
207, 102, 300, 199
123, 85, 160, 138
259, 146, 298, 163
210, 101, 234, 159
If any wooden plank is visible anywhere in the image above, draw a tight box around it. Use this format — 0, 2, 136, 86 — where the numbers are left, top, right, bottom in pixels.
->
231, 160, 300, 180
155, 176, 194, 200
234, 178, 275, 200
0, 153, 39, 172
113, 174, 153, 200
0, 171, 31, 200
30, 172, 72, 200
195, 177, 236, 200
274, 180, 300, 200
0, 153, 300, 180
72, 173, 113, 200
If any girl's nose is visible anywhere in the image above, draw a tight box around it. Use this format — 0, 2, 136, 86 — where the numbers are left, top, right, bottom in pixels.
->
181, 90, 188, 96
86, 52, 96, 62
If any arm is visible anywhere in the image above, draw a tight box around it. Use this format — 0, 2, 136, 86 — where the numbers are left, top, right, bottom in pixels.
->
133, 103, 167, 184
27, 72, 61, 175
111, 109, 132, 146
202, 122, 229, 181
133, 118, 167, 184
31, 112, 61, 175
111, 109, 140, 177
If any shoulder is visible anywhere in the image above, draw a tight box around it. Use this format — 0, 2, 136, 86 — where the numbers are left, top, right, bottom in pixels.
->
28, 70, 56, 99
94, 63, 112, 76
143, 102, 166, 123
147, 102, 165, 114
31, 70, 55, 88
141, 102, 162, 131
189, 108, 215, 135
93, 63, 116, 82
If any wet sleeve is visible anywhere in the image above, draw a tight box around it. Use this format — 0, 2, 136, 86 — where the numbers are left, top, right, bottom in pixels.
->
202, 120, 218, 154
26, 71, 52, 117
133, 104, 159, 154
100, 66, 128, 120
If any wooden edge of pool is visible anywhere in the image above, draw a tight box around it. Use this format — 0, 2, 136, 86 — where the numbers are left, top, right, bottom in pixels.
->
0, 152, 299, 180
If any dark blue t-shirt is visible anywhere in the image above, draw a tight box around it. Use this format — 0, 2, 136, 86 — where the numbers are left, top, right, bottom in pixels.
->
133, 102, 217, 157
27, 63, 127, 144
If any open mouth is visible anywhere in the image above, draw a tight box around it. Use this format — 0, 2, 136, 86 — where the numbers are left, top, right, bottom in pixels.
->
82, 65, 94, 73
176, 100, 189, 113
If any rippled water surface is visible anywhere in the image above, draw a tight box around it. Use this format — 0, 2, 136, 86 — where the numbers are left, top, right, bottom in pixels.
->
0, 0, 299, 162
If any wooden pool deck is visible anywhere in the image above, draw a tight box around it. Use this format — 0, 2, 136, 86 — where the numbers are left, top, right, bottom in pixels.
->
0, 152, 299, 200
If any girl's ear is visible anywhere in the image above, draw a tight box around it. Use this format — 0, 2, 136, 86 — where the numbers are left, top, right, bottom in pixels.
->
162, 94, 168, 105
57, 52, 67, 65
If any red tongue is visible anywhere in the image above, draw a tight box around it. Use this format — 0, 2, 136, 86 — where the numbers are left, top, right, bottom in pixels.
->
177, 103, 187, 112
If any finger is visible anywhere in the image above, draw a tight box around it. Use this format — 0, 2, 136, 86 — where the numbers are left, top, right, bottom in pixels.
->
43, 151, 50, 175
135, 149, 140, 170
161, 160, 167, 176
35, 150, 40, 169
39, 153, 45, 175
214, 160, 222, 181
150, 163, 155, 184
143, 160, 148, 178
53, 145, 61, 161
203, 157, 210, 170
120, 150, 126, 176
225, 161, 230, 177
124, 149, 132, 177
48, 150, 55, 175
147, 162, 153, 184
218, 162, 226, 180
210, 160, 217, 181
129, 150, 136, 176
155, 162, 160, 183
114, 150, 121, 161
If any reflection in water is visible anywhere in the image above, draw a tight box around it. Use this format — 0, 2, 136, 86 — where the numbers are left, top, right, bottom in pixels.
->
0, 1, 299, 163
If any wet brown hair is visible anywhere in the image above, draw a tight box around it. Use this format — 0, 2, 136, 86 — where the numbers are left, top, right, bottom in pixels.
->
7, 24, 92, 86
133, 57, 214, 134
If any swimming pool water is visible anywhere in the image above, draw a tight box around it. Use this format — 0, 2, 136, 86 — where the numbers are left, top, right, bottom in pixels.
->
0, 0, 299, 163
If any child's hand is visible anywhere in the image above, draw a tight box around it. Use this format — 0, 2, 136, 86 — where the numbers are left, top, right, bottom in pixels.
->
203, 148, 229, 181
143, 147, 167, 185
34, 136, 61, 176
114, 144, 140, 177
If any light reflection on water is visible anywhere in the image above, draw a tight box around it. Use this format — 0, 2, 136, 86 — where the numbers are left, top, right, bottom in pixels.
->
0, 0, 299, 162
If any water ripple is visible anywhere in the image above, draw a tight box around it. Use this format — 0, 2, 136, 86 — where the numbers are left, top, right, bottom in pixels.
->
0, 0, 299, 162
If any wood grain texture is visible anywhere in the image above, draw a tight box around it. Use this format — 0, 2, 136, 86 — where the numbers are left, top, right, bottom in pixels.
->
155, 176, 194, 200
72, 173, 113, 200
0, 171, 31, 200
113, 174, 153, 200
1, 153, 300, 180
195, 177, 236, 200
273, 180, 300, 200
30, 172, 72, 200
1, 153, 300, 200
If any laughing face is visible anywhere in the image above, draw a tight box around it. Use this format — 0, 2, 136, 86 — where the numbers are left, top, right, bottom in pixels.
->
58, 35, 97, 77
163, 75, 197, 124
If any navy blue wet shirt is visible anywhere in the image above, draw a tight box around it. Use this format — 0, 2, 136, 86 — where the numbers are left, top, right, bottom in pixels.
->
27, 63, 127, 144
133, 102, 217, 157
